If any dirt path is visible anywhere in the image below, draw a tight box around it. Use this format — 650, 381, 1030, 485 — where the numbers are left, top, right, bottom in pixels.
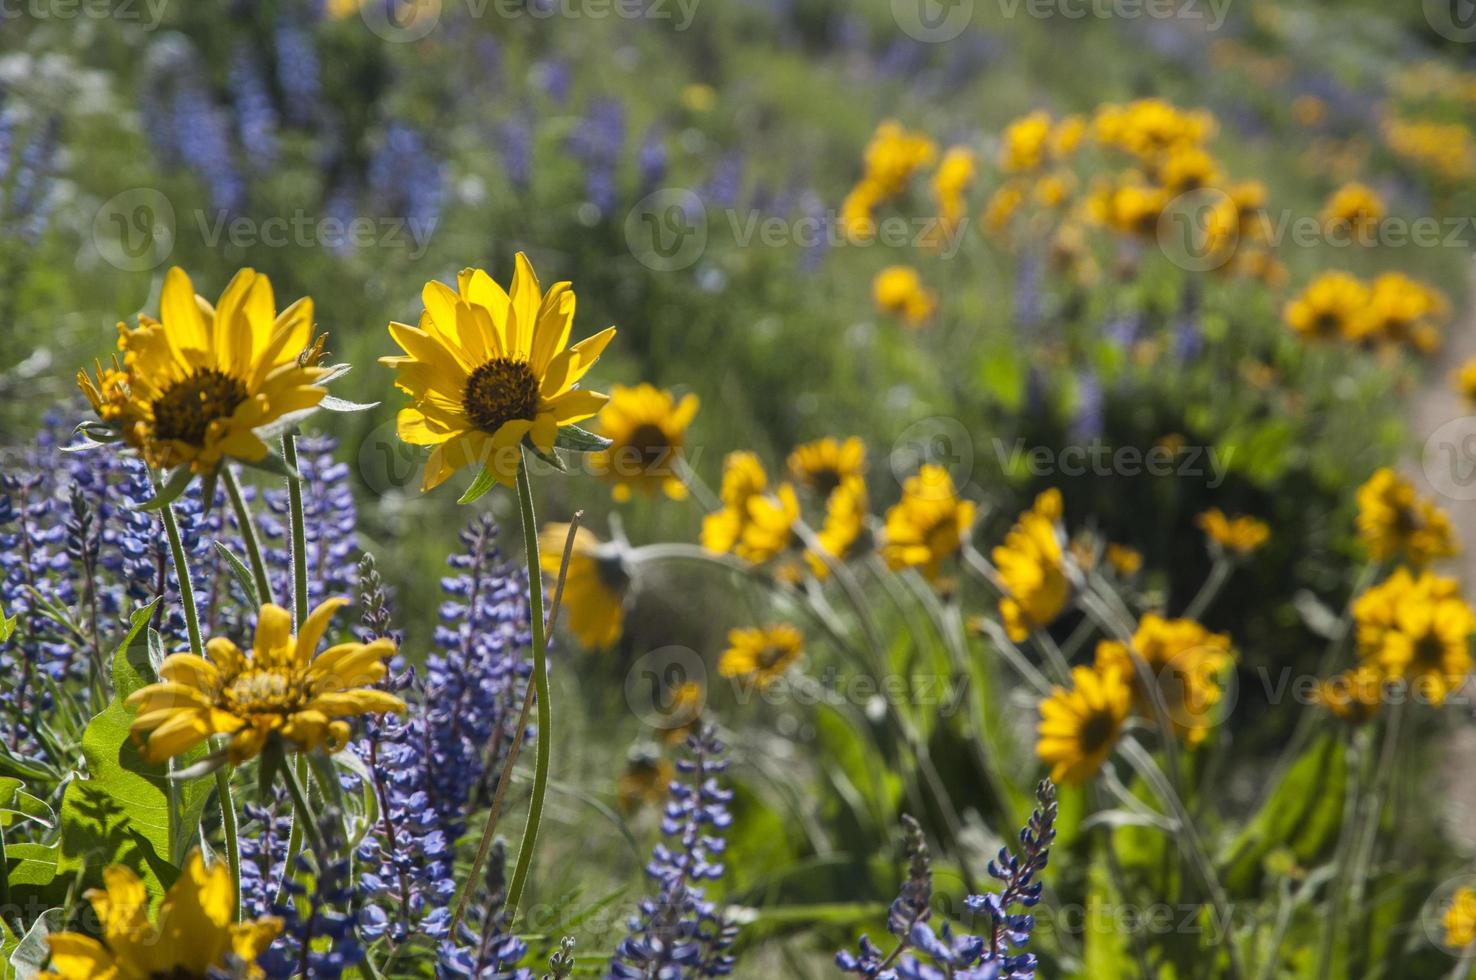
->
1403, 263, 1476, 852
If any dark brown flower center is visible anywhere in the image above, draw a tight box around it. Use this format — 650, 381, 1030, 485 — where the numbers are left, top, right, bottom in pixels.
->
464, 357, 540, 434
1078, 710, 1117, 754
152, 369, 248, 447
623, 423, 674, 468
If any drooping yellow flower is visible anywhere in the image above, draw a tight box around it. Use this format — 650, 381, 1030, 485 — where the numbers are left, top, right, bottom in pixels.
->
1094, 614, 1235, 746
992, 488, 1068, 642
1321, 181, 1384, 240
805, 480, 869, 579
1000, 111, 1053, 174
1196, 508, 1270, 556
1283, 271, 1369, 342
872, 266, 936, 328
1455, 358, 1476, 405
539, 523, 628, 650
380, 253, 616, 491
40, 852, 280, 980
1445, 887, 1476, 949
883, 464, 977, 583
77, 267, 328, 476
127, 599, 403, 765
591, 383, 699, 502
719, 624, 804, 690
1355, 467, 1458, 567
1036, 664, 1133, 785
788, 436, 866, 501
1313, 664, 1385, 725
1352, 568, 1473, 706
700, 451, 769, 554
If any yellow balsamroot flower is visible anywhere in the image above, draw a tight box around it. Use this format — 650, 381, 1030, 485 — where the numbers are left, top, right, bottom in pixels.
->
932, 145, 976, 223
660, 679, 704, 744
1453, 358, 1476, 405
1313, 664, 1385, 725
992, 489, 1068, 642
1383, 117, 1476, 182
1355, 467, 1458, 567
719, 624, 804, 690
1104, 544, 1142, 577
883, 464, 977, 583
1283, 271, 1369, 342
1321, 181, 1384, 241
1031, 170, 1077, 209
788, 436, 866, 501
381, 253, 616, 491
1000, 110, 1053, 174
1094, 99, 1216, 164
539, 523, 628, 650
1094, 614, 1235, 746
982, 180, 1029, 237
872, 265, 937, 328
40, 851, 280, 980
1445, 887, 1476, 949
78, 267, 328, 476
700, 451, 769, 554
863, 120, 937, 197
128, 599, 403, 765
1196, 508, 1270, 556
617, 750, 674, 814
1050, 114, 1087, 159
1036, 664, 1133, 785
1352, 568, 1473, 706
592, 383, 700, 502
1360, 272, 1447, 352
1103, 182, 1170, 238
1154, 144, 1222, 194
805, 480, 869, 579
737, 483, 802, 565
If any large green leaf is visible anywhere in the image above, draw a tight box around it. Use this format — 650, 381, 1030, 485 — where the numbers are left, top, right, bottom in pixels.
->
55, 601, 212, 898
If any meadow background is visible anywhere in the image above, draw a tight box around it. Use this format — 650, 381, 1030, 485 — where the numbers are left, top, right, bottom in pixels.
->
5, 0, 1476, 976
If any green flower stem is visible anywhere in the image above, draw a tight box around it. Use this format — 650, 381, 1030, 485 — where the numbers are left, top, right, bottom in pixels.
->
506, 457, 551, 919
1180, 555, 1233, 622
161, 498, 239, 915
1346, 698, 1406, 912
222, 465, 276, 606
282, 435, 309, 628
280, 755, 325, 853
1315, 724, 1372, 979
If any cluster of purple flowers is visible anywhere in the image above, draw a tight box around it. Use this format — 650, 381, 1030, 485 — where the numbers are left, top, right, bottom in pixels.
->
0, 90, 61, 248
837, 781, 1057, 980
260, 807, 366, 979
568, 99, 628, 215
609, 726, 737, 979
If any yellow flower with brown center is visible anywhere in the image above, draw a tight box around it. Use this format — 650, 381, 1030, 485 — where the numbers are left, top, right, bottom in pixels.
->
1094, 614, 1235, 746
1103, 181, 1170, 238
539, 523, 629, 650
1360, 272, 1447, 352
380, 253, 616, 491
1353, 568, 1473, 706
719, 624, 804, 690
883, 464, 977, 583
40, 851, 280, 980
1453, 357, 1476, 406
787, 436, 866, 502
992, 489, 1068, 642
737, 483, 802, 565
1355, 468, 1458, 567
1313, 664, 1385, 725
1196, 508, 1270, 556
592, 383, 699, 502
1036, 664, 1133, 785
77, 267, 328, 476
1154, 144, 1222, 194
1283, 271, 1369, 342
1445, 887, 1476, 949
1320, 181, 1384, 240
127, 599, 403, 765
700, 451, 769, 555
873, 266, 936, 328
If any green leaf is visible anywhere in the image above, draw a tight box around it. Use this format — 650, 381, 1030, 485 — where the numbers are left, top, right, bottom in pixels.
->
0, 778, 55, 830
212, 542, 261, 608
458, 466, 499, 505
552, 424, 612, 453
0, 607, 14, 644
6, 909, 62, 980
523, 438, 567, 473
133, 466, 194, 513
56, 601, 213, 898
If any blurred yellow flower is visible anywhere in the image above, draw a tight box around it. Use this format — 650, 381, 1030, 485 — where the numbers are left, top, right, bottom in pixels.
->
1196, 508, 1270, 556
617, 751, 674, 814
805, 481, 869, 579
1454, 358, 1476, 405
1291, 94, 1326, 127
1445, 887, 1476, 949
1384, 117, 1476, 182
1283, 271, 1368, 342
1000, 111, 1053, 174
873, 266, 937, 328
1320, 181, 1384, 240
983, 179, 1028, 236
1352, 568, 1473, 706
1313, 664, 1385, 725
883, 464, 977, 583
127, 599, 403, 765
738, 483, 802, 564
681, 83, 716, 113
932, 146, 976, 224
1050, 114, 1087, 159
1094, 99, 1216, 163
1103, 182, 1170, 238
719, 624, 804, 689
1094, 614, 1235, 746
787, 436, 866, 501
539, 523, 628, 650
77, 267, 327, 476
1036, 664, 1132, 785
841, 120, 937, 239
1155, 144, 1222, 194
700, 451, 769, 554
593, 383, 700, 502
381, 253, 616, 491
40, 852, 280, 980
1359, 272, 1446, 353
993, 489, 1068, 642
660, 680, 704, 744
1355, 468, 1458, 567
1105, 544, 1143, 576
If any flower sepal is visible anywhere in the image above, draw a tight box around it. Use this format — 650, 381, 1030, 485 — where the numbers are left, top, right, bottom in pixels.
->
65, 419, 122, 451
170, 748, 230, 781
133, 465, 197, 513
554, 423, 614, 453
524, 435, 568, 473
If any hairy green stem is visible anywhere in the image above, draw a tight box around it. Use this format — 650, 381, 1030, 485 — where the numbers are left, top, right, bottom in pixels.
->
222, 466, 276, 606
282, 435, 309, 627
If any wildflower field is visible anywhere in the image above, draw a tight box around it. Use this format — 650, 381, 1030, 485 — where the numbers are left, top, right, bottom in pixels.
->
7, 0, 1476, 976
